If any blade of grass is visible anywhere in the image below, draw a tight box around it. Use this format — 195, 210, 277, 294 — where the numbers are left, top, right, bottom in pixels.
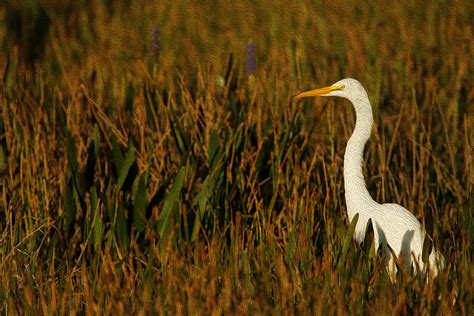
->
157, 167, 185, 241
337, 213, 359, 270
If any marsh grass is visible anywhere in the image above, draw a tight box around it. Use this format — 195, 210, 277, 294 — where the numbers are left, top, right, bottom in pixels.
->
0, 0, 472, 314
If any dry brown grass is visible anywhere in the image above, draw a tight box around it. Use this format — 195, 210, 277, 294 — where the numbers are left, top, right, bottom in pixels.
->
0, 0, 472, 314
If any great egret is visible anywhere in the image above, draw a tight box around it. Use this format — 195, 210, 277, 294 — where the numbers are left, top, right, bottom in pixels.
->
293, 78, 445, 280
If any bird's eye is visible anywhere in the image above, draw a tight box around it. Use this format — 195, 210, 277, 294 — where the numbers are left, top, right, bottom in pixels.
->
341, 85, 345, 89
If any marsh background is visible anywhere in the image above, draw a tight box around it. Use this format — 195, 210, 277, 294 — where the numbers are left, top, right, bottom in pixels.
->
0, 0, 472, 314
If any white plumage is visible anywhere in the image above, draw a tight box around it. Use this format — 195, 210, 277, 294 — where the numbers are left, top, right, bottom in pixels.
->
294, 78, 445, 280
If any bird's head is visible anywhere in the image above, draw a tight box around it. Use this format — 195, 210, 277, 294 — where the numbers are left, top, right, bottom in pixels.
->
293, 78, 366, 101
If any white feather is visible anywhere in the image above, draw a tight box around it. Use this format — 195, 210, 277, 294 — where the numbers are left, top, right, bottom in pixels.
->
295, 78, 445, 281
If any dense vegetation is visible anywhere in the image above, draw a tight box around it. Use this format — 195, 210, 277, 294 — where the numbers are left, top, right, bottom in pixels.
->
1, 1, 472, 314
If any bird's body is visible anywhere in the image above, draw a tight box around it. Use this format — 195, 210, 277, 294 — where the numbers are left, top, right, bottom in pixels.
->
294, 78, 444, 280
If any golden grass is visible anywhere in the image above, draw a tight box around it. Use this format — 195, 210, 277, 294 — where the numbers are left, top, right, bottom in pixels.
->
0, 0, 472, 314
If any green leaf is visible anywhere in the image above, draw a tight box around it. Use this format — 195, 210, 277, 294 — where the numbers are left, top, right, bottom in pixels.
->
116, 203, 129, 248
191, 173, 216, 241
111, 135, 124, 172
3, 54, 17, 99
208, 128, 220, 166
133, 174, 148, 233
157, 167, 185, 239
117, 148, 136, 190
91, 187, 103, 251
286, 230, 297, 262
169, 110, 188, 157
338, 213, 359, 270
362, 218, 375, 259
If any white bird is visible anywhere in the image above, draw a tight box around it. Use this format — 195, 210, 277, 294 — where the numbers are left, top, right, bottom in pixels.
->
293, 78, 445, 280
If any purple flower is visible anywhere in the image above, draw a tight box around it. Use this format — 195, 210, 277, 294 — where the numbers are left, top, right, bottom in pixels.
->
151, 26, 161, 55
246, 42, 256, 76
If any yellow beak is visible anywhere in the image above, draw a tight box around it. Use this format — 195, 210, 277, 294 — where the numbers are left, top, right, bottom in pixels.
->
293, 85, 344, 99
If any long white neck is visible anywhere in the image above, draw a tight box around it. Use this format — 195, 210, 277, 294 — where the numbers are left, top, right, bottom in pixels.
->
344, 93, 377, 221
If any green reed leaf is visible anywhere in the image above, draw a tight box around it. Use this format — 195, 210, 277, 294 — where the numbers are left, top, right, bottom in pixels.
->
133, 174, 148, 233
338, 213, 359, 270
157, 167, 185, 239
